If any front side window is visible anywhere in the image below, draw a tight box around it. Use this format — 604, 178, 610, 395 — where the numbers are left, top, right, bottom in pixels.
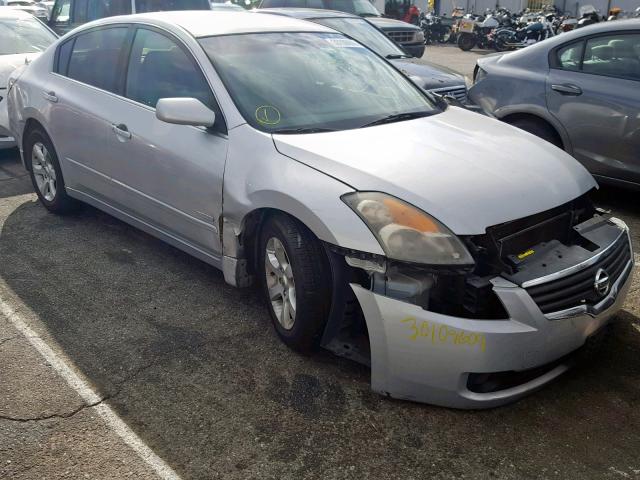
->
135, 0, 209, 12
125, 28, 215, 110
582, 34, 640, 80
0, 16, 57, 55
199, 32, 437, 133
66, 27, 128, 92
555, 41, 583, 71
315, 17, 405, 58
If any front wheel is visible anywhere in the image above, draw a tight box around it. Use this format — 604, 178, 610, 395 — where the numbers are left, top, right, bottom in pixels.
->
258, 214, 331, 353
457, 33, 475, 51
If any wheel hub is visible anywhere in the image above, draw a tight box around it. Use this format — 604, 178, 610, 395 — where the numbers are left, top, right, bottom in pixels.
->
265, 237, 297, 330
31, 142, 57, 202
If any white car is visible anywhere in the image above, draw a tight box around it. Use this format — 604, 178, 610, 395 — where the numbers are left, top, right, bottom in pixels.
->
7, 12, 634, 408
0, 9, 55, 148
1, 0, 49, 20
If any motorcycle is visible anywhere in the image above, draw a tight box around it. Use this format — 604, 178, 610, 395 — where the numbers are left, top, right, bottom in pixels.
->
419, 12, 452, 44
493, 16, 554, 51
456, 14, 499, 51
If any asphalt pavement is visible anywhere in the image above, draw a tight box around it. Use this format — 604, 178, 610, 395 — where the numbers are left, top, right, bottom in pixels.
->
1, 47, 640, 480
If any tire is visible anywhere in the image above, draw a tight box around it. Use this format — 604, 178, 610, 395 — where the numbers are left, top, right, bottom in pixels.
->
258, 213, 331, 353
25, 126, 79, 214
439, 26, 451, 43
508, 118, 562, 148
457, 33, 475, 51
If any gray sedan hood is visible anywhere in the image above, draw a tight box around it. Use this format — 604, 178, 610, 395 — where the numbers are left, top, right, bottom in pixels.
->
273, 107, 597, 235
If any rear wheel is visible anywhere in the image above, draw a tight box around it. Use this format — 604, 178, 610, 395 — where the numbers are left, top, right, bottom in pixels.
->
508, 117, 562, 148
258, 214, 331, 353
25, 126, 79, 214
457, 33, 475, 51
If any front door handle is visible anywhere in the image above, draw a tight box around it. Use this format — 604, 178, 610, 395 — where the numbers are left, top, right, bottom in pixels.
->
42, 90, 58, 103
111, 123, 132, 140
551, 83, 582, 96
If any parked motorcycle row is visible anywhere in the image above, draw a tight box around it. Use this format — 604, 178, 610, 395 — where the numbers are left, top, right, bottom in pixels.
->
420, 4, 640, 52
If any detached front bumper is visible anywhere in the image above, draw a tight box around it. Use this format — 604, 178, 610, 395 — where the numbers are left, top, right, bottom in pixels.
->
351, 222, 634, 409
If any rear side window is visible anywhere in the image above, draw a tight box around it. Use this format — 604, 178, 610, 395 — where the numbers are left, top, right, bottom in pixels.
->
66, 27, 129, 92
55, 38, 74, 73
583, 34, 640, 80
556, 41, 583, 71
51, 0, 71, 23
135, 0, 209, 12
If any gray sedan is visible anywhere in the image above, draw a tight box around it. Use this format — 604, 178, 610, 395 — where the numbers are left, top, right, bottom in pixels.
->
469, 20, 640, 188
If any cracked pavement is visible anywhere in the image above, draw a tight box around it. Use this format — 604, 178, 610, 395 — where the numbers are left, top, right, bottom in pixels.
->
1, 101, 640, 478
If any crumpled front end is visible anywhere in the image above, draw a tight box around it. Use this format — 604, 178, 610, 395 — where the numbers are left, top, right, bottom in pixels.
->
327, 196, 634, 409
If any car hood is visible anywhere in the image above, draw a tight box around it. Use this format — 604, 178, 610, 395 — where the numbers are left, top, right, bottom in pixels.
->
273, 107, 596, 235
0, 52, 40, 87
368, 17, 420, 31
392, 57, 465, 89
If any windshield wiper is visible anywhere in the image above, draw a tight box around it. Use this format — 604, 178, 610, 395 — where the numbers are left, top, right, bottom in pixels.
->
271, 127, 335, 134
385, 54, 412, 59
359, 111, 433, 128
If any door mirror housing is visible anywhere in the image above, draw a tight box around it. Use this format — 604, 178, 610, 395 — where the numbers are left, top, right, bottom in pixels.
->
156, 98, 216, 127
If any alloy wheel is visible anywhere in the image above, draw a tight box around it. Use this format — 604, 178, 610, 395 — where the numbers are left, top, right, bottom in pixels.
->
265, 237, 297, 330
31, 142, 57, 202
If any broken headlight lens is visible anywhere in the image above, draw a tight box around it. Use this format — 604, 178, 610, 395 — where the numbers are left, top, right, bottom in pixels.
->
342, 192, 474, 266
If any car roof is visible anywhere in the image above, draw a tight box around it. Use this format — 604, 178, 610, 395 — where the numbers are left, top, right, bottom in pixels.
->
88, 10, 334, 38
0, 7, 36, 18
256, 8, 360, 20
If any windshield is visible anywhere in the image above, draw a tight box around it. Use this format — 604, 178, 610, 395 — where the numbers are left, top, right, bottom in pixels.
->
314, 17, 406, 58
0, 17, 55, 55
199, 32, 437, 133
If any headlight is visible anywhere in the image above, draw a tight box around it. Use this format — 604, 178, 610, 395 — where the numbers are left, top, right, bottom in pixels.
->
414, 30, 425, 43
342, 192, 474, 266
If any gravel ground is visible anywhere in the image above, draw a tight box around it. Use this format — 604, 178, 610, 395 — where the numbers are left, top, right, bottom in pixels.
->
1, 46, 640, 480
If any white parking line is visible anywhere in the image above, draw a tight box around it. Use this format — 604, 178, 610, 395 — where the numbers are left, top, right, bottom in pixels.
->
0, 298, 182, 480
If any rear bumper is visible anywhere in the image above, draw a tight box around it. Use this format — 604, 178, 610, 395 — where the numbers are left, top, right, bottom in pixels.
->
352, 226, 634, 409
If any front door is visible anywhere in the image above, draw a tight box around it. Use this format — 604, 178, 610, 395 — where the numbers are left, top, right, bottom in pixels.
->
546, 33, 640, 184
101, 27, 228, 256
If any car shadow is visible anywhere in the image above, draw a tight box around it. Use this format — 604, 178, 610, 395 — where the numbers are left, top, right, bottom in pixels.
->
1, 197, 639, 478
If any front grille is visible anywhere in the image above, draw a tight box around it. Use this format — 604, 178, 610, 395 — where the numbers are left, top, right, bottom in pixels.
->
429, 85, 467, 102
525, 234, 631, 314
386, 30, 416, 43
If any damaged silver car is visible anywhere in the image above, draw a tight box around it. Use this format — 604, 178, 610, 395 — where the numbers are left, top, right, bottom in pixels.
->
7, 11, 634, 408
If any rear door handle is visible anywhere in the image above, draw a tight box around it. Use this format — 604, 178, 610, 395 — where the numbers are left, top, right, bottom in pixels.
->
42, 90, 58, 103
111, 123, 132, 140
551, 84, 582, 96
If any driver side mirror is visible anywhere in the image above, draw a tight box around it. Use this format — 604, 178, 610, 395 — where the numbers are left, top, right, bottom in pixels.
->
156, 98, 216, 128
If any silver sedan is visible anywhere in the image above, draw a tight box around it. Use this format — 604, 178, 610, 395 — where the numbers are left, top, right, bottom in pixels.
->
469, 20, 640, 189
7, 11, 633, 408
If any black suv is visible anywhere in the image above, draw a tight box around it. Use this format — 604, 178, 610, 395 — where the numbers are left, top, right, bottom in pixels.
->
48, 0, 211, 35
257, 0, 425, 57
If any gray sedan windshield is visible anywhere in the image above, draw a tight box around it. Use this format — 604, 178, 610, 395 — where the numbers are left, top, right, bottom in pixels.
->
0, 17, 56, 55
199, 32, 436, 133
314, 17, 407, 58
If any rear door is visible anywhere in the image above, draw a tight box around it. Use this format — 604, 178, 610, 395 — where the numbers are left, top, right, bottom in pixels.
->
546, 33, 640, 184
47, 25, 131, 200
